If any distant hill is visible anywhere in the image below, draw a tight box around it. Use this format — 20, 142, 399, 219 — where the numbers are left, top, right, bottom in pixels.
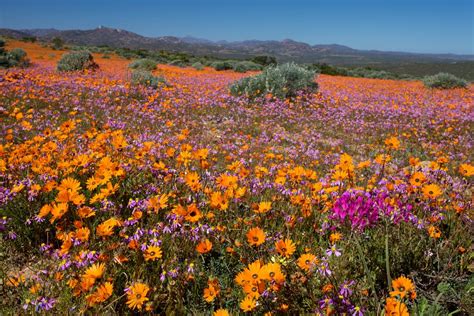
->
1, 26, 473, 66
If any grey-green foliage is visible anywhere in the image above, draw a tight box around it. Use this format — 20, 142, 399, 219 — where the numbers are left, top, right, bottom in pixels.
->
230, 62, 318, 99
232, 61, 262, 73
131, 70, 166, 89
8, 48, 29, 67
423, 72, 467, 89
128, 58, 157, 71
192, 62, 204, 70
211, 61, 234, 71
57, 51, 98, 72
0, 46, 30, 68
347, 67, 398, 79
168, 59, 187, 67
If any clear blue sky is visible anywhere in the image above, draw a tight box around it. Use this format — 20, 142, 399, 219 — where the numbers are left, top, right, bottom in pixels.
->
1, 0, 472, 54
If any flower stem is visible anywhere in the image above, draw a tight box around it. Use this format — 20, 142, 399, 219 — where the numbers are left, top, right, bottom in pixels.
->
385, 222, 392, 290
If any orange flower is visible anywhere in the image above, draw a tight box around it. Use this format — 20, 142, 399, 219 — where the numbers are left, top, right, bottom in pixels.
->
87, 282, 113, 306
246, 227, 266, 246
210, 191, 229, 211
126, 283, 150, 310
196, 239, 213, 254
185, 203, 202, 222
240, 295, 257, 312
390, 276, 416, 299
427, 225, 441, 239
385, 297, 409, 316
58, 177, 81, 193
77, 206, 96, 218
185, 171, 202, 191
243, 282, 262, 299
409, 172, 425, 186
329, 232, 342, 244
459, 163, 474, 177
96, 217, 121, 237
254, 201, 272, 214
297, 253, 318, 271
143, 245, 162, 261
147, 194, 169, 212
83, 263, 105, 280
422, 184, 442, 199
275, 238, 296, 258
203, 285, 218, 302
213, 309, 230, 316
263, 262, 282, 280
50, 202, 68, 222
75, 227, 90, 242
384, 136, 400, 150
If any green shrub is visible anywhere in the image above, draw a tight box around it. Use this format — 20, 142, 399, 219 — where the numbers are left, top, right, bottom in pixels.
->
211, 61, 234, 71
168, 59, 187, 67
422, 72, 468, 89
192, 62, 204, 70
20, 36, 37, 43
230, 62, 318, 99
128, 58, 157, 71
310, 63, 348, 76
131, 70, 166, 89
6, 48, 30, 67
232, 61, 262, 73
347, 67, 397, 80
57, 51, 98, 72
0, 46, 30, 68
51, 37, 64, 50
251, 55, 277, 66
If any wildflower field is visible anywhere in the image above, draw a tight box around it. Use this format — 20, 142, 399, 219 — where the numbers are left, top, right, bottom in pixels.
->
1, 40, 473, 315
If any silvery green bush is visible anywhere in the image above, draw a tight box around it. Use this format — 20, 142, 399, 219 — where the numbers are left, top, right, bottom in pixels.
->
0, 41, 30, 68
211, 61, 233, 71
192, 62, 204, 70
57, 51, 98, 72
230, 62, 318, 99
233, 61, 262, 73
128, 58, 157, 71
423, 72, 467, 89
131, 70, 166, 89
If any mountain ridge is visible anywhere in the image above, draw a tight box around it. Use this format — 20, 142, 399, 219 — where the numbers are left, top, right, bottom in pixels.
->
1, 26, 472, 65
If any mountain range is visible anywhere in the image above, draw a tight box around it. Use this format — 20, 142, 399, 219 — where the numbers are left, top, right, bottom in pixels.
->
1, 26, 473, 65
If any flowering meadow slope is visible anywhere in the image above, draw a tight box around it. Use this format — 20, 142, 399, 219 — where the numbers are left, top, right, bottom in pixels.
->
1, 41, 473, 314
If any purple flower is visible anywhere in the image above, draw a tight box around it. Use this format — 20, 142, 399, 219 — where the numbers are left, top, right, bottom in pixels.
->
326, 245, 341, 257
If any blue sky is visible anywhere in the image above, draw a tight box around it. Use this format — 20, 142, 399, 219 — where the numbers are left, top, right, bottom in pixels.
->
1, 0, 472, 54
